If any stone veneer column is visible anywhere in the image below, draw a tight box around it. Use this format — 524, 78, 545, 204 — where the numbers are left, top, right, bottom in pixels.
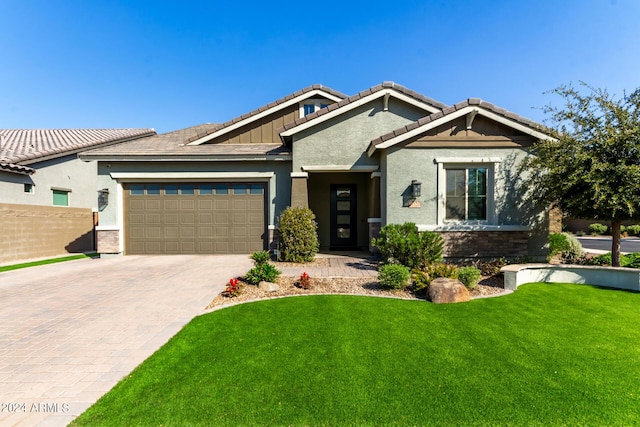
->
290, 172, 309, 208
96, 227, 121, 254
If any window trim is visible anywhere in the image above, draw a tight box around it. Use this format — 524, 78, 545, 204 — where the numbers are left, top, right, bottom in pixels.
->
51, 187, 71, 207
436, 158, 501, 226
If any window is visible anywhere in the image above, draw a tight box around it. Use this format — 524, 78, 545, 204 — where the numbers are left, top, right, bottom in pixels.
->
52, 189, 69, 206
300, 99, 331, 116
24, 183, 34, 194
445, 168, 487, 221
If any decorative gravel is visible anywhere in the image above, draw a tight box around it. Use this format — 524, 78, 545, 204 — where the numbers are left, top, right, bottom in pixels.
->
207, 272, 507, 309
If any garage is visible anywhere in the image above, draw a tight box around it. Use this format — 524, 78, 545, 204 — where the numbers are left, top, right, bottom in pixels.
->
124, 182, 266, 254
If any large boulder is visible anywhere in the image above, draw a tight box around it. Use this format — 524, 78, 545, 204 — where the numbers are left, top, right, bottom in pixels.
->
428, 278, 470, 304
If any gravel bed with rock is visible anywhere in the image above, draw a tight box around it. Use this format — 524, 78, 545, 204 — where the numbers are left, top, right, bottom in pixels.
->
206, 271, 507, 310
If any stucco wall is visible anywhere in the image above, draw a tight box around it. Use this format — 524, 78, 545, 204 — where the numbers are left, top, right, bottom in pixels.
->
0, 202, 94, 264
292, 98, 426, 171
382, 146, 547, 258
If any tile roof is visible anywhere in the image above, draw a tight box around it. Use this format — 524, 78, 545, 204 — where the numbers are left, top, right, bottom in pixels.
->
184, 84, 348, 144
80, 124, 291, 158
278, 81, 448, 134
369, 98, 549, 148
0, 128, 156, 174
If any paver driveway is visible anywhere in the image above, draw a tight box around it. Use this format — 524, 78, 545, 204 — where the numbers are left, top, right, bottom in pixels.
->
0, 255, 252, 427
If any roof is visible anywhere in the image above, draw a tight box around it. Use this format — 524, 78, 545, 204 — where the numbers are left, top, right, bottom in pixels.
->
0, 128, 156, 175
185, 84, 348, 145
367, 98, 553, 155
80, 124, 291, 159
278, 81, 447, 138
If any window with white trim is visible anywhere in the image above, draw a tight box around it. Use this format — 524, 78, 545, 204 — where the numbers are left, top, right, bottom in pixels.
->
445, 167, 487, 221
300, 99, 330, 117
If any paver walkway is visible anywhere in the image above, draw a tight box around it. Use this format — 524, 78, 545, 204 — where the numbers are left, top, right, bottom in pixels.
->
277, 253, 378, 279
0, 255, 252, 427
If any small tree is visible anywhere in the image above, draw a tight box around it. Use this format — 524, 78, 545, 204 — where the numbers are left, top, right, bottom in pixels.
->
277, 207, 319, 263
523, 82, 640, 266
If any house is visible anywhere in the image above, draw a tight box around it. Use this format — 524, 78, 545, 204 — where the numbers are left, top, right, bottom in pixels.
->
0, 128, 156, 264
79, 82, 554, 259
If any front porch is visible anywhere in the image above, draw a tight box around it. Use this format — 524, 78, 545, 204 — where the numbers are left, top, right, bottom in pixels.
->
291, 171, 381, 252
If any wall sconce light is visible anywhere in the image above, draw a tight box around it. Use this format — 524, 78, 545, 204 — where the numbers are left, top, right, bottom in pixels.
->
98, 188, 109, 210
411, 180, 421, 198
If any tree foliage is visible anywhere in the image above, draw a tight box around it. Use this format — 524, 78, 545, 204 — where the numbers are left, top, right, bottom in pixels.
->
523, 82, 640, 266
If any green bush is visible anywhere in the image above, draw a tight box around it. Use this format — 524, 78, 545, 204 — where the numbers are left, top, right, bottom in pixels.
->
426, 263, 459, 280
562, 232, 584, 263
410, 269, 430, 294
589, 223, 608, 235
589, 253, 611, 266
378, 264, 410, 290
548, 233, 570, 257
372, 223, 443, 269
589, 252, 640, 268
250, 250, 271, 266
626, 225, 640, 236
245, 263, 281, 284
458, 266, 481, 290
277, 207, 319, 263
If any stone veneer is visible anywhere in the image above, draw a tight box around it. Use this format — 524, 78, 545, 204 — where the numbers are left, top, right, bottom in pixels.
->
96, 229, 120, 254
441, 231, 529, 259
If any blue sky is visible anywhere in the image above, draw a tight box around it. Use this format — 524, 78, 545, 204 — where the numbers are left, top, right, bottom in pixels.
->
1, 0, 638, 133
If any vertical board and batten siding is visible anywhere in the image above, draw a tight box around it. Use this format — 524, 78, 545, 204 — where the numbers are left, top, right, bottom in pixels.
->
208, 104, 300, 145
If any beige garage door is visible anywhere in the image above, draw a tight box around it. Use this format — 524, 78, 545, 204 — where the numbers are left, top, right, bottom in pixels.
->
124, 183, 266, 254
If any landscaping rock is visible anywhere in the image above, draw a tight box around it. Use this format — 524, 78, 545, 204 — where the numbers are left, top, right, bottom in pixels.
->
258, 281, 280, 292
428, 278, 471, 304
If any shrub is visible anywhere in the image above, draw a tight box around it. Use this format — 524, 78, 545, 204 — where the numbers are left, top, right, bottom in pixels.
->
277, 207, 319, 263
410, 269, 430, 294
378, 264, 410, 290
458, 266, 481, 290
473, 258, 508, 276
548, 233, 570, 258
626, 225, 640, 236
561, 232, 584, 263
620, 225, 627, 235
245, 263, 281, 284
372, 223, 443, 269
426, 262, 459, 280
589, 252, 640, 268
589, 223, 608, 235
624, 253, 640, 268
589, 253, 611, 266
250, 250, 271, 266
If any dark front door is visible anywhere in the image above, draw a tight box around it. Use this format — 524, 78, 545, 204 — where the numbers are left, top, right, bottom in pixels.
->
330, 184, 357, 249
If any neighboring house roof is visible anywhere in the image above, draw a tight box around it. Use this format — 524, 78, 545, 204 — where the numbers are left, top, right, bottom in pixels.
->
0, 128, 156, 175
186, 84, 348, 146
80, 124, 291, 160
278, 81, 448, 140
367, 98, 553, 155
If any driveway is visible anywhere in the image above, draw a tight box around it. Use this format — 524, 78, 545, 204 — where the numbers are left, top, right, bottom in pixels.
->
0, 255, 252, 427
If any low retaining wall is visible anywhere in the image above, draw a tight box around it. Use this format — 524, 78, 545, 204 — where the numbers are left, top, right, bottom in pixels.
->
501, 264, 640, 292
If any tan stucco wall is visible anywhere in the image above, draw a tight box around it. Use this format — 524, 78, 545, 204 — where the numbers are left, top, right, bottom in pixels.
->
0, 202, 94, 264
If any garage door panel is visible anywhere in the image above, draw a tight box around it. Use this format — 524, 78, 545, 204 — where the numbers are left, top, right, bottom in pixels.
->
125, 182, 265, 254
164, 200, 179, 210
145, 200, 161, 210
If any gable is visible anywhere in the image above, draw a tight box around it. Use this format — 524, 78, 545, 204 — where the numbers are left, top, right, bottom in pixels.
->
205, 97, 338, 145
404, 115, 538, 148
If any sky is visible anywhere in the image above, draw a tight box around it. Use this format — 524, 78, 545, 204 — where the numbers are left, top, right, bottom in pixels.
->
1, 0, 639, 134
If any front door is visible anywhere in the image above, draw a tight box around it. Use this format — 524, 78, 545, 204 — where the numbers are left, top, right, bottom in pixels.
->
330, 184, 357, 249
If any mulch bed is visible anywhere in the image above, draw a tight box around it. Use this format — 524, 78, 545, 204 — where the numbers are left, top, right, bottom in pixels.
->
206, 271, 506, 310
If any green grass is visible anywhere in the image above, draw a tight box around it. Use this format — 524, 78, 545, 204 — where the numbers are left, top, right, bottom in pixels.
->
73, 283, 640, 426
0, 253, 97, 272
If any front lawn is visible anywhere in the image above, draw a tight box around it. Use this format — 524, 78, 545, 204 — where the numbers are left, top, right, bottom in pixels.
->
73, 283, 640, 426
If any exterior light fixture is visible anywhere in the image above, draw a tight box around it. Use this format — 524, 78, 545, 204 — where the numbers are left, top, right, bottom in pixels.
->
411, 180, 421, 198
98, 188, 109, 210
